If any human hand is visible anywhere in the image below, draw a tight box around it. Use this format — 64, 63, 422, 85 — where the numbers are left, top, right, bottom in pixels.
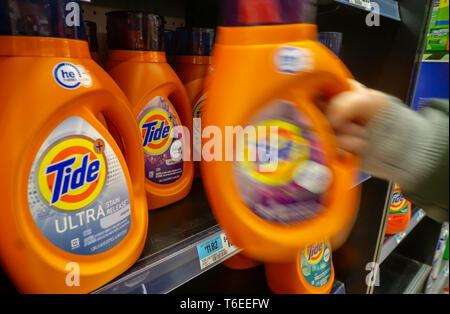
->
324, 80, 390, 155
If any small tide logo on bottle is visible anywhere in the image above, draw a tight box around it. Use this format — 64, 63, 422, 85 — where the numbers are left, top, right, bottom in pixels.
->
304, 241, 325, 264
139, 109, 173, 155
37, 137, 107, 210
390, 185, 408, 213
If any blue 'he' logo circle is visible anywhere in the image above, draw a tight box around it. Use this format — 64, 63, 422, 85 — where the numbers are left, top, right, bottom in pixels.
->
53, 62, 82, 89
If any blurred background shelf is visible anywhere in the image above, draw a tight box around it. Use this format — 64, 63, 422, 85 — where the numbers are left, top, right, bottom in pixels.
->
171, 263, 346, 294
334, 0, 401, 21
374, 253, 431, 294
379, 208, 427, 264
425, 260, 449, 294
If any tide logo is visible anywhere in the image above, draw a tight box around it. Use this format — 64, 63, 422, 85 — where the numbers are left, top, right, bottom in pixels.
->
139, 109, 173, 155
241, 120, 309, 186
390, 186, 408, 212
38, 137, 107, 210
304, 241, 324, 264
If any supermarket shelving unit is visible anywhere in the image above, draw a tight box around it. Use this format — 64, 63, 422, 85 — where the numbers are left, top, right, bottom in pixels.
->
1, 0, 445, 295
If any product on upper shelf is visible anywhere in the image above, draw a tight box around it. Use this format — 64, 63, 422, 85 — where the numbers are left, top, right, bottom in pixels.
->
106, 10, 193, 210
84, 20, 102, 65
174, 27, 215, 178
201, 0, 360, 263
0, 0, 148, 293
385, 184, 412, 235
265, 239, 335, 294
431, 223, 449, 280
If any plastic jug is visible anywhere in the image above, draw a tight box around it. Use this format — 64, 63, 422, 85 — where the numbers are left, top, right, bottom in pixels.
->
105, 11, 194, 210
202, 0, 360, 262
0, 0, 148, 293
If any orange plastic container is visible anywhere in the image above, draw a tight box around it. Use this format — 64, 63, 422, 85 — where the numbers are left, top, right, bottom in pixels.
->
202, 1, 359, 263
105, 11, 193, 210
265, 239, 334, 294
0, 1, 148, 293
385, 184, 411, 235
174, 28, 215, 177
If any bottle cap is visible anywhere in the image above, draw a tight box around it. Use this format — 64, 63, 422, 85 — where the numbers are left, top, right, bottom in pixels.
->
106, 10, 164, 51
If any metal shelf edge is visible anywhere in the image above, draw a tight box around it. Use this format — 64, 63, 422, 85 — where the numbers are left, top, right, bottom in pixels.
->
379, 208, 426, 264
93, 224, 241, 294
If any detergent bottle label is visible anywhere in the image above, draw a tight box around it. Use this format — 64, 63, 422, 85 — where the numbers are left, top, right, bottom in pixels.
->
138, 96, 184, 184
301, 240, 332, 288
234, 100, 332, 224
27, 117, 131, 255
389, 185, 410, 215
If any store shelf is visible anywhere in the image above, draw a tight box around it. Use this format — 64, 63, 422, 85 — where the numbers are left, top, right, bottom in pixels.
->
93, 179, 242, 294
334, 0, 401, 21
425, 260, 449, 294
379, 208, 426, 264
374, 253, 431, 294
171, 263, 346, 294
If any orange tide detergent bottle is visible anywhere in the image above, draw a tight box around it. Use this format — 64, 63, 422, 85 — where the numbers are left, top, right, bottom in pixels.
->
0, 0, 148, 293
105, 11, 193, 210
174, 28, 215, 178
265, 239, 334, 293
385, 184, 411, 235
202, 0, 360, 264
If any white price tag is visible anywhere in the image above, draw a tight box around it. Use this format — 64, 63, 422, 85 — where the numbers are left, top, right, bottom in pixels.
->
416, 209, 425, 221
196, 232, 239, 270
349, 0, 371, 10
395, 232, 406, 244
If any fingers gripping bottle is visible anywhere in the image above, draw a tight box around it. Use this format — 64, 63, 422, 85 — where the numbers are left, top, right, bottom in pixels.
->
202, 0, 360, 263
265, 239, 335, 294
0, 0, 148, 293
106, 11, 194, 210
385, 184, 411, 235
174, 27, 215, 178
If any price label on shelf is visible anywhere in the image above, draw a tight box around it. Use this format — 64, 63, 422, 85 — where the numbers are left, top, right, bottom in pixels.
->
349, 0, 371, 10
395, 232, 407, 244
197, 232, 239, 270
416, 209, 425, 221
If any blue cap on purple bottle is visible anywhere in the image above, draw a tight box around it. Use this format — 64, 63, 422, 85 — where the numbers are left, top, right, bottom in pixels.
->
0, 0, 86, 39
221, 0, 317, 26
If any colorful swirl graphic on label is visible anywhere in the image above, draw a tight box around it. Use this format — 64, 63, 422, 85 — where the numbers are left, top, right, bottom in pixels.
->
389, 185, 410, 214
234, 100, 332, 224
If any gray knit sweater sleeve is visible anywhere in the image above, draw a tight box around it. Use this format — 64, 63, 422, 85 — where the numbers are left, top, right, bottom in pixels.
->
362, 97, 449, 222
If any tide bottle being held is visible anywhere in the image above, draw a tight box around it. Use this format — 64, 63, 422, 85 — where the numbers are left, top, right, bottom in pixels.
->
174, 27, 215, 177
0, 0, 148, 293
84, 20, 102, 66
106, 11, 193, 210
202, 0, 360, 263
265, 239, 334, 294
385, 184, 411, 235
